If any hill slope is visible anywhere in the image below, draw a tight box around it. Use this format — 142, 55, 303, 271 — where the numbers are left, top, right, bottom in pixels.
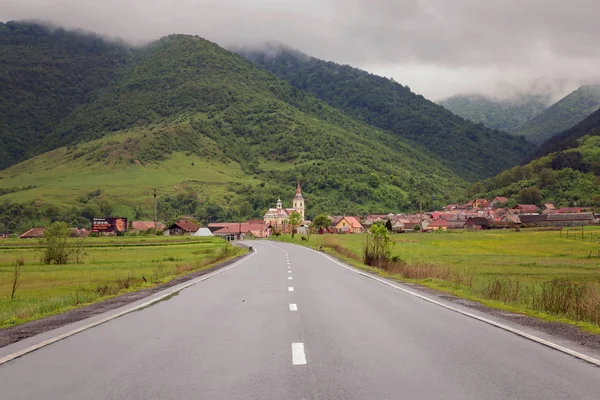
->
439, 94, 549, 132
0, 21, 131, 169
513, 85, 600, 144
472, 108, 600, 207
238, 45, 530, 181
0, 28, 466, 231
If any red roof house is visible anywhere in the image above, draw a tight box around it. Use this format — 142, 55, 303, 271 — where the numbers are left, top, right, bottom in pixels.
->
490, 197, 508, 207
558, 207, 582, 213
428, 219, 451, 231
465, 217, 491, 230
164, 220, 201, 236
19, 228, 46, 239
515, 204, 539, 213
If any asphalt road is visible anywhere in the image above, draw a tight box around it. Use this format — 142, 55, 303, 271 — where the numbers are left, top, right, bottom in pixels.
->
1, 241, 599, 399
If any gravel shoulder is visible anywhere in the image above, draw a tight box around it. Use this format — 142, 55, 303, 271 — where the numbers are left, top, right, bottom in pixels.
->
0, 246, 251, 348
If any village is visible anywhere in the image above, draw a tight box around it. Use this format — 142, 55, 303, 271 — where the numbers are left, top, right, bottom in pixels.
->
152, 186, 600, 240
14, 183, 598, 240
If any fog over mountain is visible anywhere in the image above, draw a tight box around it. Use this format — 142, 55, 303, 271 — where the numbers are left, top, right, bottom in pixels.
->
2, 0, 600, 100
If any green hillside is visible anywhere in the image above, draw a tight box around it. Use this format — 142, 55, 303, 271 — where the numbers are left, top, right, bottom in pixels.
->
0, 26, 466, 232
238, 45, 530, 181
0, 21, 131, 169
439, 94, 549, 132
513, 85, 600, 144
472, 108, 600, 207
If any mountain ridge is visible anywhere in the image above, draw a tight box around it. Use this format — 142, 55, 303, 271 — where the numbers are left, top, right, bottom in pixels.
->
0, 23, 468, 229
512, 84, 600, 144
238, 44, 530, 181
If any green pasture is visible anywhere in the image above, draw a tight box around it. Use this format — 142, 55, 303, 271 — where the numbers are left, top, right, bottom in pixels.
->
0, 236, 244, 328
280, 228, 600, 282
0, 148, 252, 210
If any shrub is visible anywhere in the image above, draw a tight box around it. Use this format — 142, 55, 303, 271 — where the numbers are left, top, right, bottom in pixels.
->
364, 223, 393, 268
40, 222, 71, 264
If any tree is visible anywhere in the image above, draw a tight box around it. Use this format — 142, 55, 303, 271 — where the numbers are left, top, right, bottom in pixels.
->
286, 211, 303, 238
519, 187, 542, 205
385, 219, 393, 232
40, 222, 72, 264
551, 151, 585, 172
312, 213, 331, 233
97, 199, 113, 216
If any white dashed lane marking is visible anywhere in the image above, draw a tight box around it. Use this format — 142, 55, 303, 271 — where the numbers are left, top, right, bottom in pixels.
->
292, 343, 307, 365
289, 304, 298, 311
288, 287, 294, 292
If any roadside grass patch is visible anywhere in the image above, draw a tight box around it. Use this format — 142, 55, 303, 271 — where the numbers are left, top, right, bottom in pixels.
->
0, 236, 243, 328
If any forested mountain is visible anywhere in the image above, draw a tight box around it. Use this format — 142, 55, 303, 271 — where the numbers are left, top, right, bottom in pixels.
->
0, 23, 467, 231
439, 94, 549, 132
512, 85, 600, 144
0, 21, 131, 169
470, 108, 600, 207
238, 45, 530, 181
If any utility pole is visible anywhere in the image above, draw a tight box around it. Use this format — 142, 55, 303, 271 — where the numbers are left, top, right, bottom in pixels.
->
419, 188, 423, 233
153, 188, 158, 236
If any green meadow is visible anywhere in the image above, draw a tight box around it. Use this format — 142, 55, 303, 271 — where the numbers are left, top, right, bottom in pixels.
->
0, 236, 244, 328
276, 228, 600, 332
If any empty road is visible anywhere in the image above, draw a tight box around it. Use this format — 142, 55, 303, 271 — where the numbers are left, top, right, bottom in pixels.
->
1, 241, 599, 399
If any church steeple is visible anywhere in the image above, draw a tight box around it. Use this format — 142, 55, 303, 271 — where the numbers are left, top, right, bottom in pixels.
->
293, 180, 305, 219
294, 180, 304, 199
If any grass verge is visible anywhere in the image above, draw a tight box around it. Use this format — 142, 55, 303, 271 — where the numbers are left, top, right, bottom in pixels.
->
0, 236, 245, 328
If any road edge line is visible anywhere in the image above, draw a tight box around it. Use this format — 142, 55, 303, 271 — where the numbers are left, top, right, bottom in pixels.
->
281, 242, 600, 367
0, 248, 257, 366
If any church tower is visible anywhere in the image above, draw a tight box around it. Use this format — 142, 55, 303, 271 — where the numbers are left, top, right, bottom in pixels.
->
293, 180, 305, 220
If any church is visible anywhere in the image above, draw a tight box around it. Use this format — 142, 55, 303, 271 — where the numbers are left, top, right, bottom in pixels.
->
263, 181, 305, 230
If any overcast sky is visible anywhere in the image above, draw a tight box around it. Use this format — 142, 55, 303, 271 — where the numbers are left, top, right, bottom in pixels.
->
2, 0, 599, 101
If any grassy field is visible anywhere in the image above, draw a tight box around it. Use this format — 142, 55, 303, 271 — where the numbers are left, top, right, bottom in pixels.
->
275, 228, 600, 333
0, 236, 244, 328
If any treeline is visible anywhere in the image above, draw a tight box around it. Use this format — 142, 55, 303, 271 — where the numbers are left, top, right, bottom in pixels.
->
0, 185, 37, 196
0, 200, 115, 234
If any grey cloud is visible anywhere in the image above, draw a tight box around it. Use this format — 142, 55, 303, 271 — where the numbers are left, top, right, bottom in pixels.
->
1, 0, 599, 100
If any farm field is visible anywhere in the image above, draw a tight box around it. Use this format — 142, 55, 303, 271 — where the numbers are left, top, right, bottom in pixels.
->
275, 228, 600, 332
0, 236, 244, 328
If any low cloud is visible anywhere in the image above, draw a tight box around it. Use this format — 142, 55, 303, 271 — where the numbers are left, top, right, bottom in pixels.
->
2, 0, 600, 100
